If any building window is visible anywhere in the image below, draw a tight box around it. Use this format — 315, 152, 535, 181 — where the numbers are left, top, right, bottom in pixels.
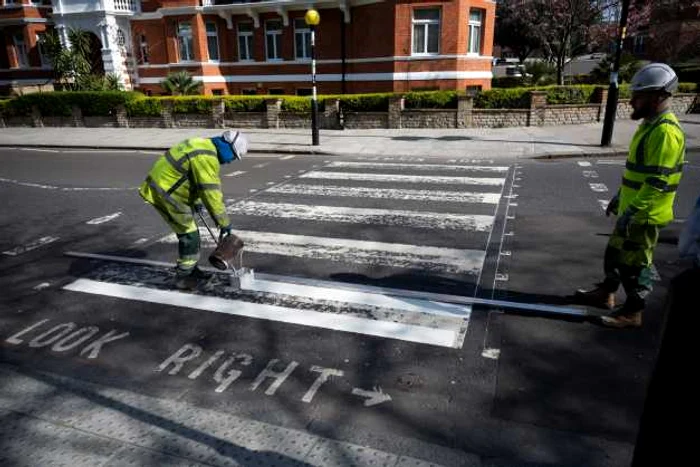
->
241, 88, 257, 95
468, 9, 484, 55
294, 18, 311, 60
268, 88, 285, 95
412, 9, 440, 55
237, 22, 253, 61
212, 89, 224, 96
139, 34, 149, 64
177, 21, 194, 62
14, 33, 29, 68
206, 20, 219, 61
36, 33, 50, 67
265, 20, 283, 61
633, 35, 645, 55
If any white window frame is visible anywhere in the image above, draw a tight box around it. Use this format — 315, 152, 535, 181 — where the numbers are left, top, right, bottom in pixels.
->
138, 34, 149, 64
177, 21, 194, 62
205, 20, 220, 62
294, 18, 311, 61
265, 20, 283, 62
13, 33, 29, 68
237, 22, 253, 62
468, 9, 484, 56
411, 8, 440, 56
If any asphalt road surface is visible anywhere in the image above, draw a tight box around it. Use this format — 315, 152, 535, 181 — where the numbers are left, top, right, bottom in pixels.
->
1, 147, 698, 466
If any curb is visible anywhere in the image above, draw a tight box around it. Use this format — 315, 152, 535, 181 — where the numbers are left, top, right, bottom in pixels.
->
0, 143, 335, 156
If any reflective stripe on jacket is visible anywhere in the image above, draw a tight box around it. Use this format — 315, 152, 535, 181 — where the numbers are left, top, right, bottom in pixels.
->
139, 138, 230, 229
619, 111, 686, 226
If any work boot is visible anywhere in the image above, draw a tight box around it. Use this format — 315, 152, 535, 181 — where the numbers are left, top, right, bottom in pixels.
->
175, 266, 212, 291
601, 306, 643, 329
574, 284, 616, 310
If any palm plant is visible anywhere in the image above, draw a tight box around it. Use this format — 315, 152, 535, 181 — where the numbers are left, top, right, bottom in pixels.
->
161, 71, 202, 95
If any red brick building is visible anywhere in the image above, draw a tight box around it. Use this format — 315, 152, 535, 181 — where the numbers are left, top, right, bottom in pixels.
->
0, 0, 496, 95
132, 0, 496, 95
0, 0, 54, 94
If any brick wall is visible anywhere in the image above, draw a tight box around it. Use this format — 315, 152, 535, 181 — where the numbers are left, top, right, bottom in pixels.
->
544, 105, 600, 126
473, 110, 528, 128
223, 113, 267, 129
401, 110, 456, 129
173, 114, 212, 128
343, 113, 389, 129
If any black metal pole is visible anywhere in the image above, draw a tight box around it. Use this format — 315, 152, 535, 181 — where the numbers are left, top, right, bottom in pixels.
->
311, 25, 320, 146
601, 0, 631, 146
341, 19, 347, 95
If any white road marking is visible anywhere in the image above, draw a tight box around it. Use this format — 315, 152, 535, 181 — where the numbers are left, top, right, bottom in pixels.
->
86, 212, 122, 225
253, 163, 269, 168
244, 278, 471, 318
132, 238, 149, 245
577, 161, 592, 167
33, 282, 51, 291
227, 201, 494, 231
326, 161, 509, 172
3, 236, 59, 256
267, 184, 501, 204
301, 171, 505, 186
64, 279, 461, 348
224, 171, 246, 178
279, 155, 296, 160
597, 160, 625, 165
481, 348, 501, 360
0, 177, 134, 192
598, 199, 610, 211
19, 148, 59, 153
582, 170, 599, 178
589, 183, 609, 192
161, 229, 486, 275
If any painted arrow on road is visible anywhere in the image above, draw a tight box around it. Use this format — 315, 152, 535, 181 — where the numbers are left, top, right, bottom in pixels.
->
352, 386, 392, 407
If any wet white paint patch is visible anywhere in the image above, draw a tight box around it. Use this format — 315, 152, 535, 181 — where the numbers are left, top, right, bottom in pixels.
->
253, 163, 269, 169
589, 183, 609, 192
227, 201, 494, 231
33, 282, 51, 291
267, 184, 501, 204
598, 199, 610, 211
482, 348, 501, 360
162, 229, 486, 275
577, 161, 592, 167
64, 279, 460, 348
224, 171, 246, 178
326, 161, 509, 173
0, 177, 135, 192
86, 212, 122, 225
582, 171, 599, 178
301, 171, 505, 186
279, 155, 296, 160
244, 278, 472, 318
3, 236, 59, 256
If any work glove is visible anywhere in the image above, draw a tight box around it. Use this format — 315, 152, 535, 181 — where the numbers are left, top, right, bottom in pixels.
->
615, 209, 635, 236
193, 201, 205, 215
606, 194, 620, 217
219, 224, 232, 241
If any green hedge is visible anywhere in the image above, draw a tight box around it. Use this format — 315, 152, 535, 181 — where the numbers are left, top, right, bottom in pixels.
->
474, 88, 531, 109
222, 96, 267, 112
404, 91, 459, 109
543, 85, 598, 105
125, 97, 163, 117
331, 93, 392, 112
6, 91, 141, 117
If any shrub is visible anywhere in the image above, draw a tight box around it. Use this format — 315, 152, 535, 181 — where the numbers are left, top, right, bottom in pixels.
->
543, 85, 597, 105
222, 96, 267, 112
125, 97, 163, 117
280, 96, 312, 113
165, 96, 215, 114
7, 91, 140, 117
474, 88, 531, 109
403, 91, 459, 109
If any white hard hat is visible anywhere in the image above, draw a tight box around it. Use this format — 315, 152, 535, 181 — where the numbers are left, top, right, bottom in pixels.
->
222, 129, 248, 160
630, 63, 678, 94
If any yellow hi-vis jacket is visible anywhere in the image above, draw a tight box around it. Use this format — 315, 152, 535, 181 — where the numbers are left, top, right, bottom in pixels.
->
139, 138, 230, 234
619, 111, 686, 226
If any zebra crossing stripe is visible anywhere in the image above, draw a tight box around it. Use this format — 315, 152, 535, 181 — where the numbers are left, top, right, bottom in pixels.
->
227, 201, 494, 231
326, 161, 509, 172
64, 279, 461, 348
161, 229, 486, 275
300, 171, 505, 186
266, 184, 501, 204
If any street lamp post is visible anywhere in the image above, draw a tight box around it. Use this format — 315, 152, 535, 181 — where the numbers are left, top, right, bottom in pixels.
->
601, 0, 631, 147
305, 9, 320, 146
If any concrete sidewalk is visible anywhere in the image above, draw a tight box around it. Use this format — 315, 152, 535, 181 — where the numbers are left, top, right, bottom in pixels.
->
1, 115, 698, 158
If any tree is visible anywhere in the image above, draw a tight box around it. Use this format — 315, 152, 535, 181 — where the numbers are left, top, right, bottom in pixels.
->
161, 71, 202, 96
495, 0, 542, 63
38, 28, 116, 91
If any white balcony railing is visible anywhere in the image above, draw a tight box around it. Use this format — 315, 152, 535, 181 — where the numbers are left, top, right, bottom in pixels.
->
112, 0, 140, 13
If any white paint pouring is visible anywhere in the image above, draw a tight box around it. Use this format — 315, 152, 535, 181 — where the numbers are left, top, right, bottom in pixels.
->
267, 184, 501, 204
161, 229, 486, 275
3, 236, 59, 256
227, 201, 494, 231
300, 171, 505, 186
64, 279, 461, 348
86, 212, 122, 225
326, 161, 509, 172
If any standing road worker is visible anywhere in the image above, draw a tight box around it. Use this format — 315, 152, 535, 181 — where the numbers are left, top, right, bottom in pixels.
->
575, 63, 686, 328
139, 130, 248, 290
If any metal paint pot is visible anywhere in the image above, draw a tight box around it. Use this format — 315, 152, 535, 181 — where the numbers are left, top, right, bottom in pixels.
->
209, 234, 244, 270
